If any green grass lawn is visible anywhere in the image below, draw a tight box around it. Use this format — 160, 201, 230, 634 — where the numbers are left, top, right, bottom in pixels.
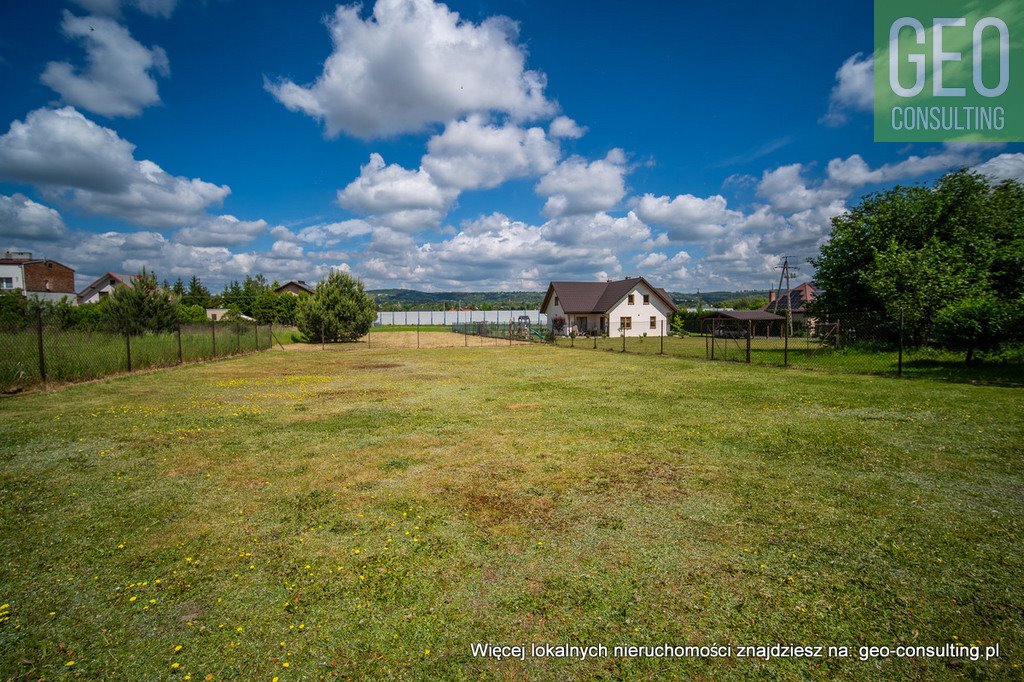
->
1, 344, 1021, 679
555, 335, 1024, 384
0, 325, 294, 392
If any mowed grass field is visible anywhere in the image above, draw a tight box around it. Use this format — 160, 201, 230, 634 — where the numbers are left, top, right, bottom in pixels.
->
0, 340, 1022, 680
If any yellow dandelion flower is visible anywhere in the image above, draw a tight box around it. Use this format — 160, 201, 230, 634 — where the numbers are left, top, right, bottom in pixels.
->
66, 661, 75, 667
172, 662, 180, 669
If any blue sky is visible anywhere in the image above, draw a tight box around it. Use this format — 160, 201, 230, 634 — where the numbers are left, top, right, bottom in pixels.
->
0, 0, 1021, 292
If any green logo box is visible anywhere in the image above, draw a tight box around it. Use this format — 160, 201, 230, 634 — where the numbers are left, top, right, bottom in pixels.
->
874, 0, 1023, 141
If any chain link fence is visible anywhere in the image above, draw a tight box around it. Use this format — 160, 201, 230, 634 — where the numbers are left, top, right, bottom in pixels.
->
0, 309, 278, 392
554, 310, 1024, 383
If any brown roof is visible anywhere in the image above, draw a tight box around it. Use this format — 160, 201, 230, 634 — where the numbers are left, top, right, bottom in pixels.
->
763, 282, 816, 313
275, 280, 314, 294
540, 277, 678, 314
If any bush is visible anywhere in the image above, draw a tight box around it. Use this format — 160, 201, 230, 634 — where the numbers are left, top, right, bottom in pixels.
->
101, 270, 178, 336
0, 291, 29, 330
296, 271, 376, 343
933, 296, 1022, 365
551, 315, 566, 334
178, 304, 208, 324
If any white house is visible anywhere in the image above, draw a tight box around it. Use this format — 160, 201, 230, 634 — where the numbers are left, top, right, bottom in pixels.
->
539, 276, 678, 337
77, 272, 138, 305
205, 308, 254, 322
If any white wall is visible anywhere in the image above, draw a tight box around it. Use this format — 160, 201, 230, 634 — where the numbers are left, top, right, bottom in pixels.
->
607, 282, 673, 337
374, 310, 546, 326
0, 263, 24, 291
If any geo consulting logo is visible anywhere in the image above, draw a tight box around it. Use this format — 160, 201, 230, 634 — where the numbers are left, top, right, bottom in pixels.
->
874, 0, 1023, 141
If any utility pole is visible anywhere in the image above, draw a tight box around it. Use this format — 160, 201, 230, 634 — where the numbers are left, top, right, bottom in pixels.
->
774, 255, 799, 338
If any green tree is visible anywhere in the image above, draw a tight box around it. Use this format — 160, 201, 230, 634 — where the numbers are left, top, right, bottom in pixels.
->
101, 270, 178, 335
296, 271, 376, 343
178, 304, 208, 324
251, 289, 279, 324
934, 295, 1022, 365
274, 293, 300, 325
0, 290, 29, 330
183, 275, 211, 308
811, 169, 1024, 350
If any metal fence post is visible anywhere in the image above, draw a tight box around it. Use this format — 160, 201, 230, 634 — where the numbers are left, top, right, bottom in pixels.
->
321, 321, 325, 350
417, 312, 420, 349
746, 320, 752, 364
464, 321, 468, 347
177, 322, 183, 364
660, 320, 664, 355
236, 321, 241, 354
621, 324, 626, 353
254, 321, 259, 352
211, 321, 217, 357
125, 325, 132, 372
35, 307, 46, 383
898, 309, 904, 377
783, 311, 790, 367
711, 319, 716, 360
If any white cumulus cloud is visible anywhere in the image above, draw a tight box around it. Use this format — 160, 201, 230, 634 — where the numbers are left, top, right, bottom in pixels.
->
175, 214, 268, 247
0, 194, 68, 241
634, 193, 741, 241
536, 149, 628, 218
266, 0, 554, 138
0, 107, 230, 227
422, 115, 559, 190
41, 12, 170, 118
820, 52, 873, 126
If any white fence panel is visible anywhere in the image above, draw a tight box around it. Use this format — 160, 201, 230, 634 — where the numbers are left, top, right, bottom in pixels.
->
374, 310, 547, 326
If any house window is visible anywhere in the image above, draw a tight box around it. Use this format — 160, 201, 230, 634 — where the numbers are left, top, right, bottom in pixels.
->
554, 296, 559, 307
621, 317, 632, 330
643, 294, 650, 304
0, 277, 13, 289
627, 294, 635, 304
650, 316, 657, 329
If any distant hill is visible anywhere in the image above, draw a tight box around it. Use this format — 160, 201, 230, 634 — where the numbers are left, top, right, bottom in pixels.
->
368, 289, 545, 311
368, 288, 771, 311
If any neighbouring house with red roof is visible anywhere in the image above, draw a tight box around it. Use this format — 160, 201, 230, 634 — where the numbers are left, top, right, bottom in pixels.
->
540, 276, 678, 337
0, 251, 76, 303
761, 281, 818, 322
77, 272, 140, 305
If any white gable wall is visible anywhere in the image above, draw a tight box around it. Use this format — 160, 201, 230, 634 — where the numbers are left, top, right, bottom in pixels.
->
607, 281, 673, 337
0, 263, 24, 291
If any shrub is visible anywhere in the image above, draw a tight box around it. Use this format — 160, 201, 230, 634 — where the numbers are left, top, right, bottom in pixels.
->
178, 304, 208, 324
296, 271, 376, 343
101, 270, 178, 336
551, 315, 566, 334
